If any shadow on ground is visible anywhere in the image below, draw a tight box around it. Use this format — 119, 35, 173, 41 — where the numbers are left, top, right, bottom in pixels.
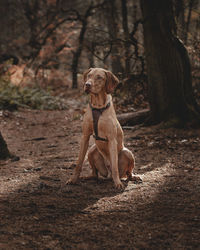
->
0, 159, 199, 249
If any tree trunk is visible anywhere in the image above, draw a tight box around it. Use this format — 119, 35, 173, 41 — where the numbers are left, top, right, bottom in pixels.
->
72, 19, 87, 89
106, 0, 124, 76
121, 0, 131, 77
174, 0, 186, 42
140, 0, 200, 127
184, 0, 195, 45
0, 131, 10, 160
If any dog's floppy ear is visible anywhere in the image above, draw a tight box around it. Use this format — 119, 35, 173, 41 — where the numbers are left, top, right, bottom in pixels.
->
83, 68, 92, 82
105, 70, 119, 94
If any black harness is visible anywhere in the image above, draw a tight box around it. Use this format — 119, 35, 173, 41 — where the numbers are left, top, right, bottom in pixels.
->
89, 102, 110, 142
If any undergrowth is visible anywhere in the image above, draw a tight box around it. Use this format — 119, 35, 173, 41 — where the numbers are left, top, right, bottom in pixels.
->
0, 77, 67, 110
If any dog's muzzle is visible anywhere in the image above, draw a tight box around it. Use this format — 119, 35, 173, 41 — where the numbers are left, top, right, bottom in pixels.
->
84, 81, 91, 94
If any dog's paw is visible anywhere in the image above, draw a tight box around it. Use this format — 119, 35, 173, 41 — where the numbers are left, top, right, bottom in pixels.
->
114, 181, 124, 189
129, 175, 142, 184
66, 177, 79, 185
80, 175, 98, 181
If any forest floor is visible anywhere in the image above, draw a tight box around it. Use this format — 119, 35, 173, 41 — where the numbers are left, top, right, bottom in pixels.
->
0, 90, 200, 250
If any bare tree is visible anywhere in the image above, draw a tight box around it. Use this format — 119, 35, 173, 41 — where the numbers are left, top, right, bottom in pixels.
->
21, 0, 79, 64
71, 0, 106, 88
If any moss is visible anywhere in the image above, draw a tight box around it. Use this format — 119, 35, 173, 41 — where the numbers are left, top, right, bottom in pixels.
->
160, 117, 183, 129
0, 77, 67, 111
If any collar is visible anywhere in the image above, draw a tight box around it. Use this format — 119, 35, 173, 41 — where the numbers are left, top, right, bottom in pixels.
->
89, 95, 111, 112
89, 101, 110, 113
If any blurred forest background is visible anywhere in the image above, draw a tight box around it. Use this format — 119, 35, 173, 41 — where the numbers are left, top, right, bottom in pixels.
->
0, 0, 199, 111
1, 2, 200, 248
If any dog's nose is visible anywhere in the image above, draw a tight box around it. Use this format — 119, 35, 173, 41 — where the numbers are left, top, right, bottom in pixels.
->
85, 81, 91, 87
84, 81, 91, 93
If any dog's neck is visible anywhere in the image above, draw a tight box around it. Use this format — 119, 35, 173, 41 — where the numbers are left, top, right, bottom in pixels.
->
90, 92, 111, 109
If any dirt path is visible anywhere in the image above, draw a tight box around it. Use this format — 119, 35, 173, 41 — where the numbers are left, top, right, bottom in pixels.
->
0, 109, 200, 249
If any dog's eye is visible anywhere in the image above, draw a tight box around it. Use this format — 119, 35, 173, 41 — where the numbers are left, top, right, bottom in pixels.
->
96, 75, 102, 80
87, 74, 91, 79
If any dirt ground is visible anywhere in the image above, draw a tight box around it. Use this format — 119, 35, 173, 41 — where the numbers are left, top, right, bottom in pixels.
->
0, 94, 200, 249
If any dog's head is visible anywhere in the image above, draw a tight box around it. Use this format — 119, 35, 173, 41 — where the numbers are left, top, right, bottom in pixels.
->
83, 68, 119, 94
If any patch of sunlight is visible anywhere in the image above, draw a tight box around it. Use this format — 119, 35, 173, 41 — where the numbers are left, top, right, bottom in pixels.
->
0, 173, 38, 196
83, 162, 175, 214
139, 163, 153, 169
0, 159, 38, 196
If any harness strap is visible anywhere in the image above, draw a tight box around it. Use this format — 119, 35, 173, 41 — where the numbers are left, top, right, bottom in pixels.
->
90, 102, 110, 142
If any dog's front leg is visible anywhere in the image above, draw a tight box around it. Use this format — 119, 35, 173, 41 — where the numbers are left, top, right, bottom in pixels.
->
67, 134, 90, 184
108, 139, 124, 189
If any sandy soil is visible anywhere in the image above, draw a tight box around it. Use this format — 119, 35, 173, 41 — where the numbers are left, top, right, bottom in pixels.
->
0, 102, 200, 249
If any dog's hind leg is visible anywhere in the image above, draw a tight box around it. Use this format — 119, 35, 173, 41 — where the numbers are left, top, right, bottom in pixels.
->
88, 144, 108, 178
118, 147, 135, 179
118, 148, 142, 183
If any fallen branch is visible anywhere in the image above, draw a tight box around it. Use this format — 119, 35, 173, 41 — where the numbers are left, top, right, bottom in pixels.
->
117, 109, 150, 126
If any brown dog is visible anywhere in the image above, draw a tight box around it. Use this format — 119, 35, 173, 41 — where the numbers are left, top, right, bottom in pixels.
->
67, 68, 140, 189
